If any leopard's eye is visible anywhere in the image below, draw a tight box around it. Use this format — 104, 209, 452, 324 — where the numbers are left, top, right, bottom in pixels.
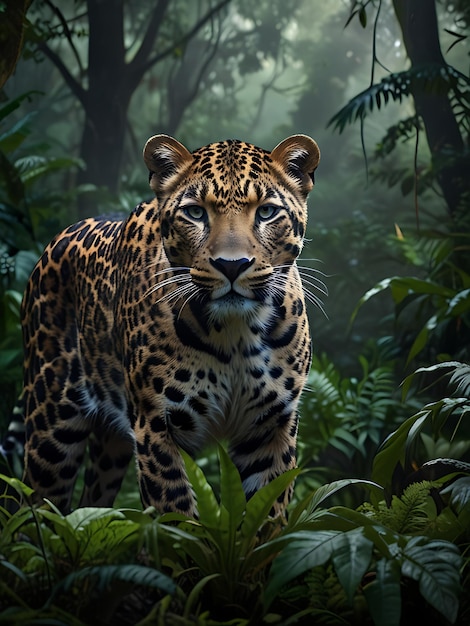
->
256, 205, 280, 222
183, 205, 206, 221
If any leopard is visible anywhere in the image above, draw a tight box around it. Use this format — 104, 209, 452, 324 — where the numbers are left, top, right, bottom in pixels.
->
21, 133, 320, 517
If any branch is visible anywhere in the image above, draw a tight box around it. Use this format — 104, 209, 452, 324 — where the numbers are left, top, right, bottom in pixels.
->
43, 0, 85, 76
136, 0, 232, 78
37, 41, 88, 110
248, 57, 285, 136
166, 11, 224, 133
127, 0, 171, 75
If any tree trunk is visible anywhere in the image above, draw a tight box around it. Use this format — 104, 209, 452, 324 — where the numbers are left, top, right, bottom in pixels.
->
0, 0, 32, 89
392, 0, 468, 215
73, 0, 230, 216
76, 0, 130, 212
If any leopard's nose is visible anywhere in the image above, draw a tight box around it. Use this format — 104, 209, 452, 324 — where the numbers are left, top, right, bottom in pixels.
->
209, 257, 254, 283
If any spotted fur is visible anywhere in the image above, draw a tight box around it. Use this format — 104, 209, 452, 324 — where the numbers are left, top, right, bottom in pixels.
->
22, 134, 320, 516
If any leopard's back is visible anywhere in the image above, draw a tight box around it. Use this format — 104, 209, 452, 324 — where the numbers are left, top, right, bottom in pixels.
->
22, 215, 134, 508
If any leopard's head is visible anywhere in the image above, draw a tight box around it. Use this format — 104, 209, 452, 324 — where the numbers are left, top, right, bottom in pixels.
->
143, 134, 320, 319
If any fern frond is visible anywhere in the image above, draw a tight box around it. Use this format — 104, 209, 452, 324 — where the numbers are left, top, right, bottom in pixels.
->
47, 563, 176, 605
375, 115, 423, 157
359, 481, 436, 534
307, 370, 342, 411
328, 63, 468, 133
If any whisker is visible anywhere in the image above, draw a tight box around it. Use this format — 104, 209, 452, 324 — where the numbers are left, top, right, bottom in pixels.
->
153, 274, 192, 291
156, 282, 195, 305
297, 273, 329, 296
267, 282, 287, 302
274, 266, 327, 292
177, 285, 202, 321
139, 262, 190, 279
274, 262, 329, 298
148, 258, 167, 268
151, 266, 190, 277
297, 257, 324, 263
141, 274, 191, 303
276, 261, 329, 280
296, 265, 329, 278
303, 289, 328, 319
272, 268, 328, 319
269, 274, 299, 306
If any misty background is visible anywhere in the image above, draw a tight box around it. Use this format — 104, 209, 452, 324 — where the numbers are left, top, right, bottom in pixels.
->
1, 0, 469, 434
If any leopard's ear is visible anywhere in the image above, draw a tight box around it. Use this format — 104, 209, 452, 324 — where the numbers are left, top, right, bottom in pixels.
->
271, 134, 320, 196
143, 134, 193, 193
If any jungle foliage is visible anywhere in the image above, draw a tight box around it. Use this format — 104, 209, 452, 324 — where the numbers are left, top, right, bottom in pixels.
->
1, 398, 469, 625
0, 0, 469, 623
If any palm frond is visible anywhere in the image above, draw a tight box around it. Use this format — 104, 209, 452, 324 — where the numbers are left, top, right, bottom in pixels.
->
328, 63, 469, 133
449, 363, 470, 397
47, 564, 176, 603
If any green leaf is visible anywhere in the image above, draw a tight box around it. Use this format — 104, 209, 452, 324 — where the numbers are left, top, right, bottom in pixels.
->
0, 92, 42, 124
390, 277, 453, 300
218, 446, 246, 531
15, 155, 82, 184
401, 361, 459, 400
290, 479, 383, 526
362, 524, 400, 559
264, 530, 340, 605
0, 606, 86, 625
441, 477, 470, 513
371, 412, 429, 496
446, 288, 470, 317
0, 559, 29, 584
331, 528, 373, 604
404, 413, 429, 464
47, 563, 176, 606
328, 64, 467, 133
344, 9, 359, 29
241, 468, 300, 542
363, 558, 402, 626
181, 449, 220, 527
449, 363, 470, 396
0, 505, 34, 538
119, 507, 156, 525
183, 573, 220, 620
406, 317, 435, 363
350, 278, 393, 325
350, 276, 455, 329
38, 507, 140, 562
0, 475, 34, 499
0, 111, 37, 153
400, 536, 461, 623
63, 506, 127, 529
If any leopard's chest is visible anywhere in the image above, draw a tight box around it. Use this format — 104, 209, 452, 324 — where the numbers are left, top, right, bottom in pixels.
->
131, 312, 309, 452
153, 349, 273, 451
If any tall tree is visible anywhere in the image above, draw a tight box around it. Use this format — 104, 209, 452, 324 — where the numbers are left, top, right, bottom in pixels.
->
392, 0, 468, 215
25, 0, 301, 215
32, 0, 230, 212
328, 0, 470, 216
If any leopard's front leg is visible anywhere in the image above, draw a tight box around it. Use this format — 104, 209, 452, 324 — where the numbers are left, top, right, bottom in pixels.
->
229, 410, 299, 517
133, 407, 197, 516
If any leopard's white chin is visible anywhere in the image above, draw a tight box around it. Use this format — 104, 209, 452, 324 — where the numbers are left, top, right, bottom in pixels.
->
207, 292, 265, 323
